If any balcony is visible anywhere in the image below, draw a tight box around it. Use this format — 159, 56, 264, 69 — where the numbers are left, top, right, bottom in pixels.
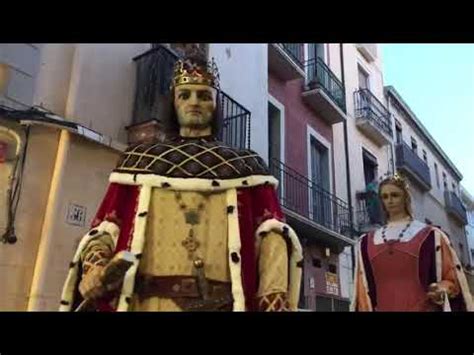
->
269, 158, 354, 251
131, 45, 250, 149
355, 191, 384, 234
354, 89, 393, 146
445, 191, 468, 225
395, 142, 432, 191
268, 43, 305, 81
302, 57, 347, 124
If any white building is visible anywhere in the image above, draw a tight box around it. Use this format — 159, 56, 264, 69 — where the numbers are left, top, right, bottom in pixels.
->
385, 85, 470, 266
461, 187, 474, 267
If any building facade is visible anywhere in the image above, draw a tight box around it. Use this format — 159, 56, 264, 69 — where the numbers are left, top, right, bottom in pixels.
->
461, 187, 474, 266
267, 43, 355, 311
385, 86, 470, 267
0, 43, 266, 310
0, 43, 470, 310
460, 187, 474, 292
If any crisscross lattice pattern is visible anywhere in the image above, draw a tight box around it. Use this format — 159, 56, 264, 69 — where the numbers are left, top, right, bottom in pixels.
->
115, 138, 269, 179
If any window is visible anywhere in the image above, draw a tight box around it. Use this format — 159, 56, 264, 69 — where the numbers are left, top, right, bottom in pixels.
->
328, 264, 337, 274
422, 150, 428, 164
395, 120, 403, 144
459, 243, 464, 258
362, 148, 378, 186
434, 163, 440, 188
411, 137, 418, 155
308, 43, 325, 61
452, 182, 457, 195
268, 102, 282, 162
312, 258, 322, 268
334, 299, 350, 312
315, 295, 332, 312
442, 172, 447, 190
310, 136, 331, 227
315, 296, 350, 312
358, 65, 369, 90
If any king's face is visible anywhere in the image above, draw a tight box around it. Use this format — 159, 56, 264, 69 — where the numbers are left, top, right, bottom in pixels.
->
174, 84, 217, 129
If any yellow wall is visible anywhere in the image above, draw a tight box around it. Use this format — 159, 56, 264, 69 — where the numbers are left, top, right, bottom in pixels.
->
0, 124, 59, 310
0, 122, 121, 310
35, 133, 120, 310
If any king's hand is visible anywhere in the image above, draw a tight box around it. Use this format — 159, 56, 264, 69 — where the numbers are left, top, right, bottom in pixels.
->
79, 251, 135, 301
79, 265, 108, 300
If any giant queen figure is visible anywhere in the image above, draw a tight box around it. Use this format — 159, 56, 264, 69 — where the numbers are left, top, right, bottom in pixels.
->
352, 174, 473, 312
59, 50, 303, 312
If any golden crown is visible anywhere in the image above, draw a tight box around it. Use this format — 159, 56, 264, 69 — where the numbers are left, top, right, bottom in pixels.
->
171, 57, 220, 90
380, 171, 409, 190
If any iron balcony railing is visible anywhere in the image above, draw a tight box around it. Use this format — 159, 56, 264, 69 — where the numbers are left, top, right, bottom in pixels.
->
395, 142, 432, 189
445, 191, 468, 225
269, 158, 353, 237
305, 57, 346, 113
355, 191, 384, 230
219, 90, 251, 151
354, 89, 392, 137
132, 44, 251, 149
277, 43, 305, 70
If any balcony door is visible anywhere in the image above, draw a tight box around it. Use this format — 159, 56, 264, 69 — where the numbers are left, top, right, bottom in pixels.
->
362, 148, 378, 186
268, 102, 282, 164
308, 43, 325, 61
268, 96, 285, 202
310, 136, 331, 228
358, 65, 370, 90
306, 44, 325, 86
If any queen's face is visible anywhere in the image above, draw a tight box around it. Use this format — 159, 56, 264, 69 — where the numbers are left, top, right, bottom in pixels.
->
174, 84, 216, 130
380, 183, 406, 217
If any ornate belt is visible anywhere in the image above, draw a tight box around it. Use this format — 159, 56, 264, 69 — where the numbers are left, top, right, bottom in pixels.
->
135, 275, 233, 311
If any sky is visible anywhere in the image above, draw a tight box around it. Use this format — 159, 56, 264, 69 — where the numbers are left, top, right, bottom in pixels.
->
382, 44, 474, 196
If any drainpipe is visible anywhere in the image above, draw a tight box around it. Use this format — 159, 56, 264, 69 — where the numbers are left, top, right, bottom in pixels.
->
339, 44, 357, 279
27, 129, 70, 311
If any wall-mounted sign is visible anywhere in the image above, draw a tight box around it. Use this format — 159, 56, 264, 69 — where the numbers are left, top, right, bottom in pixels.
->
325, 272, 339, 296
66, 203, 86, 227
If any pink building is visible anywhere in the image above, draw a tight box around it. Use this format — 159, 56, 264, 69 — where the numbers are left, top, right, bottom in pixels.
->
267, 44, 354, 311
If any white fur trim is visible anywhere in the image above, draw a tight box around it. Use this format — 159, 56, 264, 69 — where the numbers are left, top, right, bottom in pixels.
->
436, 229, 474, 312
255, 218, 303, 311
116, 185, 152, 311
109, 172, 278, 191
226, 188, 246, 311
59, 220, 121, 311
96, 220, 120, 248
